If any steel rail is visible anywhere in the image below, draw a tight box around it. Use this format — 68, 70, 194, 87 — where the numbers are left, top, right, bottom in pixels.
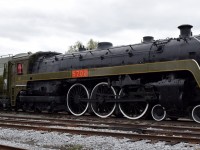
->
0, 114, 200, 133
0, 119, 199, 143
0, 118, 200, 138
0, 122, 199, 143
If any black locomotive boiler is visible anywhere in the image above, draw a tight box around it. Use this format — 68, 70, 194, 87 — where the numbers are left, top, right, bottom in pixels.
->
1, 24, 200, 123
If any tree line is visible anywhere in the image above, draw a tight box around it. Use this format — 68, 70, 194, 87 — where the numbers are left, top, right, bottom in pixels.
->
67, 39, 98, 53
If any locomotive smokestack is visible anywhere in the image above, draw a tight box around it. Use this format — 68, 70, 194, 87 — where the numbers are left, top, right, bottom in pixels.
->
178, 24, 193, 38
143, 36, 154, 43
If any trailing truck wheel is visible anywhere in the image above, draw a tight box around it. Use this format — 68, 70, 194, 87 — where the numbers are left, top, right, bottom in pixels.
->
118, 88, 149, 120
151, 104, 166, 121
91, 82, 116, 118
192, 105, 200, 123
67, 83, 89, 116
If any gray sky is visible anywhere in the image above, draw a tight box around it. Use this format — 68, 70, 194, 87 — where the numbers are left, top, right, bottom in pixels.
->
0, 0, 200, 56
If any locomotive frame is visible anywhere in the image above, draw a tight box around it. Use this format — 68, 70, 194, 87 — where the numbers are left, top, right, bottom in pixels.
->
1, 24, 200, 123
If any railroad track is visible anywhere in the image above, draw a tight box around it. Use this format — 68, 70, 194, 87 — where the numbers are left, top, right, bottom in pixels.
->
2, 110, 199, 127
0, 114, 200, 144
2, 110, 199, 128
0, 144, 26, 150
0, 113, 200, 132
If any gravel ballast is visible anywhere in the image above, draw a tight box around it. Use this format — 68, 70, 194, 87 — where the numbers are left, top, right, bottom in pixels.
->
0, 127, 199, 150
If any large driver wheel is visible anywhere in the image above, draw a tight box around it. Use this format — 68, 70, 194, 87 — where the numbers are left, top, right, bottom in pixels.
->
67, 83, 89, 116
118, 88, 149, 119
91, 82, 116, 118
192, 105, 200, 123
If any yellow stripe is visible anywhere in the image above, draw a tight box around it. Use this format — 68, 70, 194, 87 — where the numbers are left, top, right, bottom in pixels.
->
15, 59, 200, 87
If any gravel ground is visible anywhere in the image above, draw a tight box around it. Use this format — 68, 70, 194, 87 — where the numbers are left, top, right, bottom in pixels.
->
0, 127, 199, 150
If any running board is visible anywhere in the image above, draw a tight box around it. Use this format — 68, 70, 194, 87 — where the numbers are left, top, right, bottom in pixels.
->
19, 96, 65, 103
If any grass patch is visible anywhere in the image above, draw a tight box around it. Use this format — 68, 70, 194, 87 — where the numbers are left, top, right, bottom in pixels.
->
60, 144, 83, 150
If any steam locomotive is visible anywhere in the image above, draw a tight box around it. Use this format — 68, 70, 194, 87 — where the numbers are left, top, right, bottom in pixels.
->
1, 24, 200, 123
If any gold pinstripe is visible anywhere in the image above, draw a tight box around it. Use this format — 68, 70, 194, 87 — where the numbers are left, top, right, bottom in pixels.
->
15, 59, 200, 87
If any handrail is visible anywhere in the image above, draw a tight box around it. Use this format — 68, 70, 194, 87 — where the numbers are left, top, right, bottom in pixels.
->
0, 54, 13, 58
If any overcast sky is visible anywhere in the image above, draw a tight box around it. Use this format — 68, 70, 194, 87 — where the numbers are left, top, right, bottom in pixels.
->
0, 0, 200, 56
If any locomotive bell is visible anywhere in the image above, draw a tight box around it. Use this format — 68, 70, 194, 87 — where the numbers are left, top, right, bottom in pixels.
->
178, 24, 193, 38
97, 42, 113, 49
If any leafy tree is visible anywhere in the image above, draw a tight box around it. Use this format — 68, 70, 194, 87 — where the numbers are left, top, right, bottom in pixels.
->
87, 39, 98, 50
67, 41, 83, 53
67, 39, 98, 53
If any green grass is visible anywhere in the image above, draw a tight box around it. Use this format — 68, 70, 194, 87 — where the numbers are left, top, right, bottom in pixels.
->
60, 144, 83, 150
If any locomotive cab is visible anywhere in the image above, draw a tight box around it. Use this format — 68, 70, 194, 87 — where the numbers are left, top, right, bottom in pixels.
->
9, 53, 32, 107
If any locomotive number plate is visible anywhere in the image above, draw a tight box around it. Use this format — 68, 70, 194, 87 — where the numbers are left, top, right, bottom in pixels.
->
72, 69, 89, 78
